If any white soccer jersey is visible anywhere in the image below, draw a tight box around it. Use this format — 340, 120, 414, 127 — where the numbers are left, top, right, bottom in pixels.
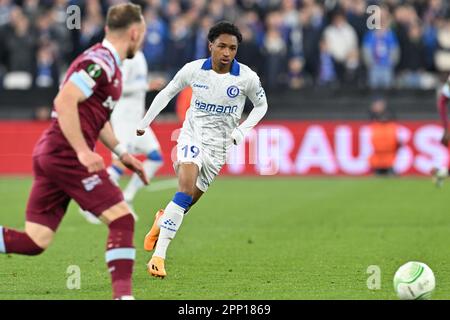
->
139, 58, 266, 147
111, 51, 160, 156
139, 58, 268, 191
113, 51, 148, 122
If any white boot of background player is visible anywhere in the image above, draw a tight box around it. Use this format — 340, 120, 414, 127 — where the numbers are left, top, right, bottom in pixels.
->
432, 167, 449, 188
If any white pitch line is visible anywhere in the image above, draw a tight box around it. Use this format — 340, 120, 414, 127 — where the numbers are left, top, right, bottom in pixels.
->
145, 178, 178, 192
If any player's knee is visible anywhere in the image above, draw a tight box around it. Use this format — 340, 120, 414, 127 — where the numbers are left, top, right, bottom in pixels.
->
24, 232, 48, 255
147, 150, 163, 163
108, 213, 135, 232
25, 224, 54, 253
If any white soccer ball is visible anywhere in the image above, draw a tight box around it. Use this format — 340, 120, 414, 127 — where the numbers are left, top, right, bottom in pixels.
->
393, 261, 435, 300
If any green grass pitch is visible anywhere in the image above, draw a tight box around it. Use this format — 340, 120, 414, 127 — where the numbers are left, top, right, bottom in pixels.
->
0, 176, 449, 300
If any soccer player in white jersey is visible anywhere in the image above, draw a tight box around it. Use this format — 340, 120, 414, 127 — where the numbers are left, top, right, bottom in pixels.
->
136, 22, 268, 277
79, 50, 163, 223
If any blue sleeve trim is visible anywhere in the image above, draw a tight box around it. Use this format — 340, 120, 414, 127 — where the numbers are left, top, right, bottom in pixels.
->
172, 192, 193, 210
69, 72, 94, 98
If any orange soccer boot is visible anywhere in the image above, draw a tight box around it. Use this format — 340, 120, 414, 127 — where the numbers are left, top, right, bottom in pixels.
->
144, 209, 164, 251
147, 256, 167, 278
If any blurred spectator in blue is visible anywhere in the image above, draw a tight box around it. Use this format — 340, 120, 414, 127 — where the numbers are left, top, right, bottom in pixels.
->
143, 8, 168, 71
74, 0, 104, 56
207, 0, 225, 22
193, 15, 213, 60
342, 0, 369, 44
36, 7, 72, 67
281, 0, 299, 30
0, 0, 12, 27
299, 0, 324, 83
22, 0, 40, 25
240, 10, 264, 47
165, 17, 194, 77
397, 22, 427, 88
235, 20, 261, 72
163, 0, 182, 22
223, 0, 241, 23
323, 10, 359, 84
422, 0, 448, 70
261, 11, 288, 91
317, 38, 337, 87
363, 7, 399, 89
287, 56, 305, 89
5, 7, 36, 74
34, 43, 59, 88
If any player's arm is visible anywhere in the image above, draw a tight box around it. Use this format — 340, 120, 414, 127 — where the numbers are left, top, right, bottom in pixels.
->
54, 81, 105, 173
137, 63, 192, 135
231, 74, 268, 145
438, 79, 450, 145
99, 122, 148, 185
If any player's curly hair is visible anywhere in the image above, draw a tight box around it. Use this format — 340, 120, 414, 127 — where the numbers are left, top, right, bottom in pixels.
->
207, 21, 243, 44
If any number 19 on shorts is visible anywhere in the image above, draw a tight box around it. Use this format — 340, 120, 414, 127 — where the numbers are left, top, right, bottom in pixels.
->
181, 145, 200, 159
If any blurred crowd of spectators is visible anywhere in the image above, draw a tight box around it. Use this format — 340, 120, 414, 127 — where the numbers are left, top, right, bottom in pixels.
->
0, 0, 449, 92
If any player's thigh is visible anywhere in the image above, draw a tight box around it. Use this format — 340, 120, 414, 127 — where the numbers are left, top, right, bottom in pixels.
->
43, 156, 125, 219
26, 157, 71, 238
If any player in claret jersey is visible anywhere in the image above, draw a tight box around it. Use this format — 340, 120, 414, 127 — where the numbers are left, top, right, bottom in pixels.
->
0, 3, 147, 300
432, 75, 450, 187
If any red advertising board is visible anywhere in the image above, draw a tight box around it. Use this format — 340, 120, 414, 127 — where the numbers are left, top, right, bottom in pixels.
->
0, 120, 447, 175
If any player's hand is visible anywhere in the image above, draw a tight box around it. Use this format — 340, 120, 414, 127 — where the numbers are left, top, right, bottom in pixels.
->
136, 129, 146, 136
231, 127, 245, 145
120, 153, 149, 185
441, 129, 450, 146
77, 150, 105, 173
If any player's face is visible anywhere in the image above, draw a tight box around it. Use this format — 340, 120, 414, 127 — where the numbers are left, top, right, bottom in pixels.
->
209, 34, 238, 69
126, 20, 146, 59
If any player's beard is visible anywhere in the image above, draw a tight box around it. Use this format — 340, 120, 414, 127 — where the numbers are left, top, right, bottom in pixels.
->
126, 45, 137, 59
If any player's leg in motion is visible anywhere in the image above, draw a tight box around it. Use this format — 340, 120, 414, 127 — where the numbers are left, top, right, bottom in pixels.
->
123, 149, 163, 204
0, 163, 66, 256
102, 201, 136, 299
0, 223, 53, 256
146, 163, 203, 278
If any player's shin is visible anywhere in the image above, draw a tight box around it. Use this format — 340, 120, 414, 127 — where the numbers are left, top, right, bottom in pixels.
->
153, 192, 193, 259
106, 214, 135, 299
0, 226, 44, 255
123, 151, 163, 203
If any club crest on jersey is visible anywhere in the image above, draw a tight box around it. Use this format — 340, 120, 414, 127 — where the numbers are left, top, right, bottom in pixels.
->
82, 174, 102, 192
87, 63, 102, 79
227, 85, 239, 98
103, 96, 118, 110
